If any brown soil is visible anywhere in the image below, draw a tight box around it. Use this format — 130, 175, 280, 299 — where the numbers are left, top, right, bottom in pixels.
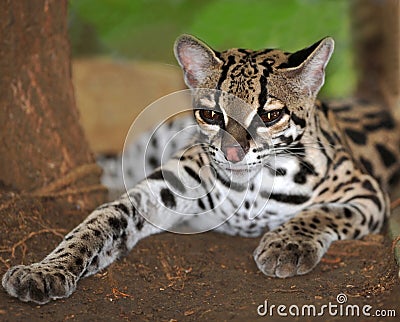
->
1, 193, 399, 322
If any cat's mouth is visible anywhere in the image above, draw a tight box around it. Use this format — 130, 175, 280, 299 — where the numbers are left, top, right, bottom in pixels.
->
211, 154, 263, 170
209, 149, 265, 177
221, 162, 262, 175
224, 169, 248, 177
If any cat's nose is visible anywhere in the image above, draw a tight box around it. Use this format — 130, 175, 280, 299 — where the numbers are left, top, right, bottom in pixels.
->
222, 144, 248, 163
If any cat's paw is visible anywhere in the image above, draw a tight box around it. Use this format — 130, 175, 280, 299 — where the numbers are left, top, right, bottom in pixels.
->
253, 231, 324, 278
2, 264, 77, 304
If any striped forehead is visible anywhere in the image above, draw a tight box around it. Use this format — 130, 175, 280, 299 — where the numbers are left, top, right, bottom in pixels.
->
215, 48, 289, 106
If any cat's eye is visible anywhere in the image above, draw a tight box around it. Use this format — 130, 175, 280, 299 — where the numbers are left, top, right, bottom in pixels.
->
198, 109, 223, 125
260, 109, 282, 124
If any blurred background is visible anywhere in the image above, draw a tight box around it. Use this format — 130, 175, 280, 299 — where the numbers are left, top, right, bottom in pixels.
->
67, 0, 355, 153
69, 0, 355, 96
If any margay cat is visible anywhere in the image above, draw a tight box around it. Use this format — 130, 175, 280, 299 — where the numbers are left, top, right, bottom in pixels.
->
3, 35, 400, 304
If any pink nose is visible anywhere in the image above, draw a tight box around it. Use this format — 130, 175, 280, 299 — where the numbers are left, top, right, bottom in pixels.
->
224, 146, 246, 163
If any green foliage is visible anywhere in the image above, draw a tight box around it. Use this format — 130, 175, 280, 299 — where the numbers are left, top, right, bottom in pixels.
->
69, 0, 355, 97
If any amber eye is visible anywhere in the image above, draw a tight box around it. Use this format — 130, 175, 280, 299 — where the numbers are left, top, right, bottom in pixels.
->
260, 109, 282, 124
198, 109, 223, 125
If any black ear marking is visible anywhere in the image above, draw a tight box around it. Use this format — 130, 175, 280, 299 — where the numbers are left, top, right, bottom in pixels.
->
279, 37, 335, 96
174, 34, 222, 88
278, 39, 326, 69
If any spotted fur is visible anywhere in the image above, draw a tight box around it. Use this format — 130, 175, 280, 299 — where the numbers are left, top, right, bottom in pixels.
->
3, 35, 400, 304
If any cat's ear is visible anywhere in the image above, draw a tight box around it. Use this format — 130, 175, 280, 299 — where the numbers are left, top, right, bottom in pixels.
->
281, 37, 334, 96
174, 34, 222, 88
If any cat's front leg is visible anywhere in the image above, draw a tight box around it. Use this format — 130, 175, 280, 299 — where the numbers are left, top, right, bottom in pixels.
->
254, 185, 388, 278
2, 194, 160, 304
2, 147, 208, 304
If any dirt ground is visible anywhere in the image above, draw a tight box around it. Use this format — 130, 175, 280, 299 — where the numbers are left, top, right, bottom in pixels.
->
0, 192, 399, 322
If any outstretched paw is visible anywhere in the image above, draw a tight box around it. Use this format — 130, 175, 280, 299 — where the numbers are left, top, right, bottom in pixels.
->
253, 231, 324, 278
2, 264, 77, 304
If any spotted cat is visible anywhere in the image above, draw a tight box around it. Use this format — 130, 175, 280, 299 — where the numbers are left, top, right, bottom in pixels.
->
3, 35, 400, 304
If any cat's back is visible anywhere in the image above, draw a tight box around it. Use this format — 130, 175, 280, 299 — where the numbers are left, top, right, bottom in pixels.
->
326, 98, 400, 192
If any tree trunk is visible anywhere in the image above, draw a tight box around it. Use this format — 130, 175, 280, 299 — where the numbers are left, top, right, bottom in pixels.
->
351, 0, 400, 111
0, 1, 106, 267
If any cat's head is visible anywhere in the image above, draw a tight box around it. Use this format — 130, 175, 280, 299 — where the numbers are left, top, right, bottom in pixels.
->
174, 34, 334, 173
